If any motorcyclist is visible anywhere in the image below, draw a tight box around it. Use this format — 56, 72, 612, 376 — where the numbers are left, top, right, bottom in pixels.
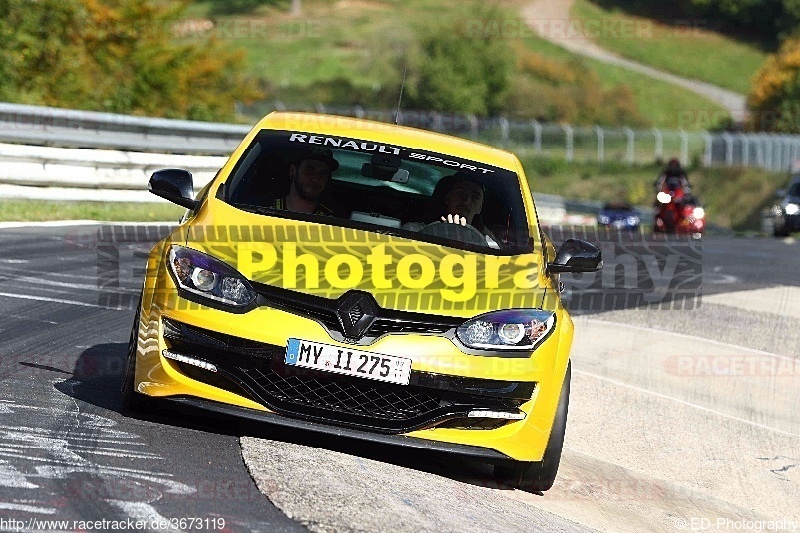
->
654, 158, 692, 196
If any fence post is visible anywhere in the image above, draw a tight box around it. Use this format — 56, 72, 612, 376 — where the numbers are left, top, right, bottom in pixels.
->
652, 127, 663, 160
353, 105, 365, 119
755, 134, 765, 169
468, 115, 478, 140
721, 132, 733, 166
595, 125, 604, 162
532, 120, 542, 154
624, 127, 635, 163
679, 129, 689, 165
562, 124, 574, 162
784, 136, 795, 170
702, 132, 713, 167
739, 133, 749, 167
499, 117, 509, 148
315, 103, 326, 114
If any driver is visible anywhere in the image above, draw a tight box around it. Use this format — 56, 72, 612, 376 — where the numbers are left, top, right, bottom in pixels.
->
404, 175, 500, 248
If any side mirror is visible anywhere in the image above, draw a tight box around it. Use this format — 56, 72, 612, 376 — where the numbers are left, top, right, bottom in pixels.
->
548, 238, 602, 274
149, 169, 198, 209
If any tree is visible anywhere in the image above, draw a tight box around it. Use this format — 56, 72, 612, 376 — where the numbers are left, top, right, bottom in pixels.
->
405, 11, 513, 116
748, 36, 800, 132
0, 0, 262, 121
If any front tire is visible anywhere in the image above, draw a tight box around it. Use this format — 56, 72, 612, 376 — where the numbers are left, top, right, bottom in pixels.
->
120, 293, 150, 414
773, 217, 790, 237
495, 362, 571, 492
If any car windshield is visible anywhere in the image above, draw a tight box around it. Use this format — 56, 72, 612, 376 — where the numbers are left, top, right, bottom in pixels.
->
223, 130, 532, 253
788, 182, 800, 196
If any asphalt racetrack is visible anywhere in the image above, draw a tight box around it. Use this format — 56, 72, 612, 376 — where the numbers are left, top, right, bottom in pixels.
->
0, 223, 797, 532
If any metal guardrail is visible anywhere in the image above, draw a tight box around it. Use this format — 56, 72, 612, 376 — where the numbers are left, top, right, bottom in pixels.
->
0, 102, 251, 155
0, 100, 797, 216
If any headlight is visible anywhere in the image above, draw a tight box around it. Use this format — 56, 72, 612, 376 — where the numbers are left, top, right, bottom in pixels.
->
693, 207, 705, 219
627, 216, 640, 225
598, 215, 610, 225
168, 245, 256, 308
785, 203, 799, 215
457, 309, 556, 351
657, 191, 672, 204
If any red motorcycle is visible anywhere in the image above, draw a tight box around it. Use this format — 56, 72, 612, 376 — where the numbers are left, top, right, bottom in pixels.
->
653, 181, 705, 238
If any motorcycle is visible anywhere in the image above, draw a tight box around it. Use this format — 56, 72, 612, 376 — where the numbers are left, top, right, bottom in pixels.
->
653, 181, 705, 239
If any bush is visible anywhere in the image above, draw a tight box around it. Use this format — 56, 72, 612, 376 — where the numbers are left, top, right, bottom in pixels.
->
404, 8, 513, 116
0, 0, 262, 121
748, 36, 800, 132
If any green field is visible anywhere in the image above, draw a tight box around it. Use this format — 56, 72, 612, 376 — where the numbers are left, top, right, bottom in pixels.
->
515, 34, 729, 129
572, 0, 767, 95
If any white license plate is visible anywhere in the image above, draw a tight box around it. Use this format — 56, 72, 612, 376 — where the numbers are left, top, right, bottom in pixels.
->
285, 338, 412, 385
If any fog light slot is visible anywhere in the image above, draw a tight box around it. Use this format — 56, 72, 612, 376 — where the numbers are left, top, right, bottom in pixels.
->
466, 409, 526, 420
162, 350, 218, 373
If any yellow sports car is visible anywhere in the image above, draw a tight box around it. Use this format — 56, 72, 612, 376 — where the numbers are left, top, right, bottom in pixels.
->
122, 112, 601, 492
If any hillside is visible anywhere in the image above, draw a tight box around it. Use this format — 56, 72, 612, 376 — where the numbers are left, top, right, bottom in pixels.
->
179, 0, 753, 129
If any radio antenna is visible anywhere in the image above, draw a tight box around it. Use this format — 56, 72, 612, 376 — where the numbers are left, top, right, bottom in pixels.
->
394, 66, 407, 125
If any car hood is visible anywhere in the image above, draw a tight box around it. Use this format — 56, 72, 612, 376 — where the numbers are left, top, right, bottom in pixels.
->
181, 201, 554, 318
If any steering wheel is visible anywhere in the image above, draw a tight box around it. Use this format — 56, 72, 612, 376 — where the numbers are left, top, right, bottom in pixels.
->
418, 221, 486, 246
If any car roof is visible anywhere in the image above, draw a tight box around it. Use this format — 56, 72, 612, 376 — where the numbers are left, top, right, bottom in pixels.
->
255, 112, 521, 173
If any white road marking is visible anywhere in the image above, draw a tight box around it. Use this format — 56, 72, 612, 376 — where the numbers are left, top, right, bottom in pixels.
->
702, 285, 800, 320
0, 502, 56, 514
0, 462, 39, 488
109, 501, 186, 533
574, 369, 800, 438
0, 274, 138, 293
0, 291, 123, 310
584, 317, 795, 360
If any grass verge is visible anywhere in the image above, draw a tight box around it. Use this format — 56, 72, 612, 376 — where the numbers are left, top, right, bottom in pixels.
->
520, 157, 786, 231
0, 201, 186, 222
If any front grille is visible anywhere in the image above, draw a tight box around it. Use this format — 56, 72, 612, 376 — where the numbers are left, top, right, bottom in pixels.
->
252, 282, 460, 340
163, 318, 535, 433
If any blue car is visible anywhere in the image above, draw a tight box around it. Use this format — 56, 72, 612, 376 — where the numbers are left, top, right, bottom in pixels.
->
597, 202, 641, 231
771, 177, 800, 237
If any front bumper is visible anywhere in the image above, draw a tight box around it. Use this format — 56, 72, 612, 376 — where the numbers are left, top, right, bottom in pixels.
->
135, 260, 572, 461
163, 396, 514, 461
161, 317, 535, 435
